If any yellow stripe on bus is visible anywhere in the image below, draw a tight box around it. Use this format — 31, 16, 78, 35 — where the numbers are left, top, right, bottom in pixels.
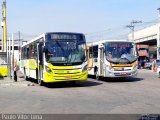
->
111, 61, 137, 67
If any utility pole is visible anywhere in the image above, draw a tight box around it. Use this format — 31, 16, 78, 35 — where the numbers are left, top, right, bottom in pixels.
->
126, 20, 142, 42
157, 8, 160, 59
1, 0, 7, 52
0, 0, 8, 77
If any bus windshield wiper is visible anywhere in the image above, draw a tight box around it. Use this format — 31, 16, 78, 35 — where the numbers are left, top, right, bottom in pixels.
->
55, 39, 65, 51
55, 40, 68, 61
121, 54, 137, 62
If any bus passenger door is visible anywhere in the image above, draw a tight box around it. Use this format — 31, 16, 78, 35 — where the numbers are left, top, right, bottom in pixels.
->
37, 42, 44, 85
37, 43, 43, 66
99, 45, 104, 76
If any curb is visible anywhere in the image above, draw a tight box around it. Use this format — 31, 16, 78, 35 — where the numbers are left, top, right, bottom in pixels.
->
0, 83, 35, 86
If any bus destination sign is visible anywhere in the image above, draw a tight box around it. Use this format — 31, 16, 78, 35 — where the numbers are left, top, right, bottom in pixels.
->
50, 34, 80, 40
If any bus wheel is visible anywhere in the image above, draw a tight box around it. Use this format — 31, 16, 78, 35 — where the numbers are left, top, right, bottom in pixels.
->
38, 79, 44, 86
158, 72, 160, 78
24, 69, 28, 81
38, 71, 44, 86
95, 70, 99, 80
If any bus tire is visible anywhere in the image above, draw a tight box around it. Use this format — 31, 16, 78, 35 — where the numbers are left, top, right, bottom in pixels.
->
158, 72, 160, 78
24, 68, 28, 81
38, 79, 44, 86
38, 70, 44, 86
95, 71, 99, 80
36, 68, 38, 81
94, 67, 99, 80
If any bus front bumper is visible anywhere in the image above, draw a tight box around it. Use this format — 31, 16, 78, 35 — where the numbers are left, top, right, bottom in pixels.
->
106, 69, 138, 78
43, 71, 88, 83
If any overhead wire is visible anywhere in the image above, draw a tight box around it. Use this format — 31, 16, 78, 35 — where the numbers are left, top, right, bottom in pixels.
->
86, 19, 159, 42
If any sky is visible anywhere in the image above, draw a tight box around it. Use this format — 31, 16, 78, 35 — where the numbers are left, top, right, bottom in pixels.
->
1, 0, 160, 41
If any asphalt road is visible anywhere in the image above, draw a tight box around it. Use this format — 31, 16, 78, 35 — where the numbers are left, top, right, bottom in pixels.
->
0, 69, 160, 114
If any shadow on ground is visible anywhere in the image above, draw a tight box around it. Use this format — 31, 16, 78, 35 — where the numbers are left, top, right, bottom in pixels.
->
0, 77, 4, 80
88, 75, 144, 83
26, 77, 102, 89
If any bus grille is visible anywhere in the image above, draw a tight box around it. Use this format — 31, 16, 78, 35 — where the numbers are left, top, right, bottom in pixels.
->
53, 69, 81, 74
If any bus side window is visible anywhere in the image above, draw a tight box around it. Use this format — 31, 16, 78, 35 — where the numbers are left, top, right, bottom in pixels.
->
89, 45, 98, 58
34, 42, 37, 59
29, 44, 34, 59
89, 47, 93, 58
93, 45, 98, 58
24, 47, 27, 59
27, 47, 29, 59
21, 48, 24, 60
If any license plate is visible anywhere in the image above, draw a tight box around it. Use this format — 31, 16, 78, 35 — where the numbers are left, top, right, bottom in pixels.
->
64, 76, 72, 79
115, 67, 123, 71
121, 72, 126, 75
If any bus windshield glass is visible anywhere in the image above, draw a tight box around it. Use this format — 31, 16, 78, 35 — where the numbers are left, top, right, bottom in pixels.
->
105, 42, 137, 63
45, 38, 86, 65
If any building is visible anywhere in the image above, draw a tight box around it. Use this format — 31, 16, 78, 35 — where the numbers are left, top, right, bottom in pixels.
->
128, 23, 160, 60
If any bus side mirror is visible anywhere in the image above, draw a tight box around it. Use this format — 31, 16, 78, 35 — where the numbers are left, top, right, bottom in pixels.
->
99, 43, 104, 49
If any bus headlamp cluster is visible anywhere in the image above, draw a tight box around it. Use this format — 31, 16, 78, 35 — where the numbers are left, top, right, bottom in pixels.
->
133, 64, 138, 70
82, 64, 88, 72
106, 64, 113, 70
45, 66, 52, 74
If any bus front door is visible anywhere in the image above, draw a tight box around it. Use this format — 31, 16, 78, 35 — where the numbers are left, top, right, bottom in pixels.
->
37, 42, 44, 85
99, 47, 104, 76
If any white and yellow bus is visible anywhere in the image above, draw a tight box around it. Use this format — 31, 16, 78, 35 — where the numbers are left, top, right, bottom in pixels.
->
87, 40, 138, 79
21, 32, 88, 85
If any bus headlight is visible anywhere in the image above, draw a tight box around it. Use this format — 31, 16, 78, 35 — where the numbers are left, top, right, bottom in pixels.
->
82, 64, 88, 72
106, 64, 113, 70
45, 66, 52, 74
133, 64, 138, 69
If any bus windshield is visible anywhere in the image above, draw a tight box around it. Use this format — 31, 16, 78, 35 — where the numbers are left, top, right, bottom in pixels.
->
45, 40, 86, 65
105, 42, 137, 63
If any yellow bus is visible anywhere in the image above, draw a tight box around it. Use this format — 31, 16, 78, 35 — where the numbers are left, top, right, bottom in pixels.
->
21, 32, 88, 85
87, 40, 138, 80
0, 52, 8, 77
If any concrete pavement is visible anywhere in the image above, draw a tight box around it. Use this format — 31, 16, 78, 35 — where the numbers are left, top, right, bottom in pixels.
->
0, 71, 35, 86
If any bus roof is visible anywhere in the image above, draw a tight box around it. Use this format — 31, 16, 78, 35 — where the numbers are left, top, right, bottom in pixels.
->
22, 33, 45, 47
87, 39, 133, 46
22, 32, 84, 47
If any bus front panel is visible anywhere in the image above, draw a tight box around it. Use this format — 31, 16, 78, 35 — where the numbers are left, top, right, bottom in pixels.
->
43, 63, 88, 82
